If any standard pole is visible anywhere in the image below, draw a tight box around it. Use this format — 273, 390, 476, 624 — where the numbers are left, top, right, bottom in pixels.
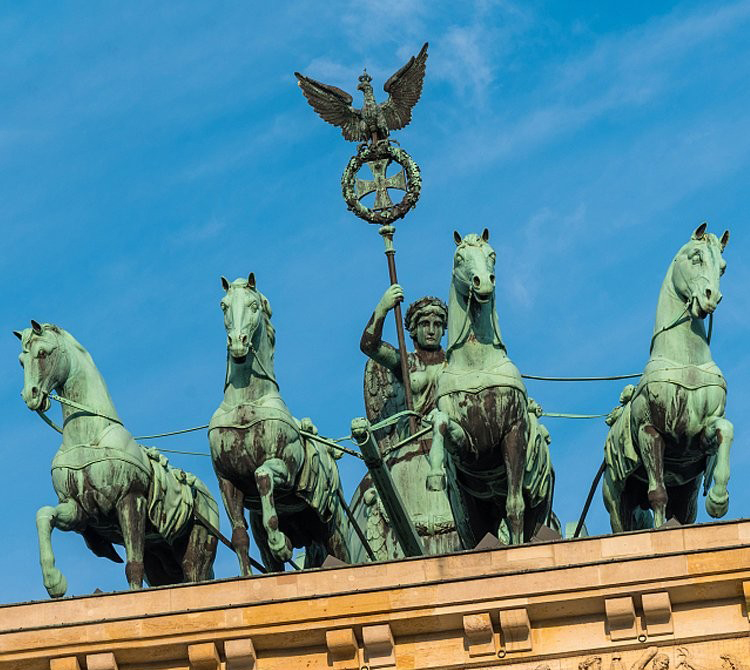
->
378, 224, 418, 435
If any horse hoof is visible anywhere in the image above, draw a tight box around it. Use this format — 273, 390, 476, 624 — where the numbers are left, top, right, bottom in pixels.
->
44, 569, 67, 599
426, 473, 446, 491
706, 489, 729, 518
269, 534, 293, 563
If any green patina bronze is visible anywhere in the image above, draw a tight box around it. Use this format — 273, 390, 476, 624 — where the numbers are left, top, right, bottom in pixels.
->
603, 224, 733, 531
296, 44, 427, 225
426, 230, 557, 547
348, 288, 460, 560
208, 274, 352, 574
15, 322, 218, 598
295, 43, 427, 145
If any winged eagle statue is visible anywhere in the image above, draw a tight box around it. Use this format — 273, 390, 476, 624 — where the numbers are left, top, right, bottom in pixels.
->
295, 42, 428, 143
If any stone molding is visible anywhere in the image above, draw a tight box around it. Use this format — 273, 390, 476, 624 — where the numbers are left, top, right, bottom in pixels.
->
85, 653, 119, 670
604, 596, 637, 641
225, 637, 257, 670
0, 519, 748, 670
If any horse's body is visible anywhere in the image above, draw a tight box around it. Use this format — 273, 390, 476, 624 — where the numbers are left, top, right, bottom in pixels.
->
16, 323, 218, 598
603, 225, 733, 530
208, 275, 351, 573
427, 230, 555, 546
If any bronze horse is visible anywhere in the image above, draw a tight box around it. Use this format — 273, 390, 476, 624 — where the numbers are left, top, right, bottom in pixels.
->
17, 322, 218, 597
427, 230, 555, 546
209, 274, 351, 573
603, 224, 733, 530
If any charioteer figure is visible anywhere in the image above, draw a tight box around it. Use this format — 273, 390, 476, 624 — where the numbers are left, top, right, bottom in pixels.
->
349, 284, 461, 560
360, 284, 448, 417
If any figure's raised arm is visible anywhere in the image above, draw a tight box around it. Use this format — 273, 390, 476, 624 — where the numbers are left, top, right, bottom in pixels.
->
360, 284, 404, 375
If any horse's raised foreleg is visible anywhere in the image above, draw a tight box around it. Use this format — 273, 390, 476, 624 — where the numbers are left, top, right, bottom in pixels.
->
426, 409, 466, 492
116, 493, 147, 590
704, 416, 734, 518
36, 499, 81, 598
255, 458, 293, 564
217, 474, 253, 577
638, 424, 668, 527
503, 420, 527, 545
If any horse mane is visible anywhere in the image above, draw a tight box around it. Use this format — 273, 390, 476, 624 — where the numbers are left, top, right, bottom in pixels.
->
51, 325, 91, 358
24, 323, 91, 360
456, 233, 485, 249
258, 290, 276, 353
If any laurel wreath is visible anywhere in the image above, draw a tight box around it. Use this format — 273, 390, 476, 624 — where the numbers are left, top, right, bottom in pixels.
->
341, 142, 422, 224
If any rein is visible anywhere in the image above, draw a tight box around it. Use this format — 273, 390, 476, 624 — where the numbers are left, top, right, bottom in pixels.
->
36, 393, 124, 435
445, 285, 504, 358
649, 303, 691, 354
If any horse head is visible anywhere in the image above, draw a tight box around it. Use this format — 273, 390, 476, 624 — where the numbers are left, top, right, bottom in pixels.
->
14, 321, 68, 412
452, 228, 496, 304
672, 223, 729, 319
220, 273, 273, 361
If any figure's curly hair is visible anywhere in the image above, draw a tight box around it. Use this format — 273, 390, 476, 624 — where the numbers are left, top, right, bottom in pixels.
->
405, 296, 448, 338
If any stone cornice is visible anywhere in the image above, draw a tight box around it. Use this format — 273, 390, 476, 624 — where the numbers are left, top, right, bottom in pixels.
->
1, 519, 749, 669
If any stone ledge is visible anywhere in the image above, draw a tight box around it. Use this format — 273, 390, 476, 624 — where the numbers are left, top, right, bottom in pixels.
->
0, 519, 748, 670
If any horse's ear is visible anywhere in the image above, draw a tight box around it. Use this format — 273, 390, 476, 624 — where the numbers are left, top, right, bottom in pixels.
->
248, 272, 256, 290
453, 231, 462, 246
720, 230, 730, 250
12, 330, 22, 340
693, 222, 708, 239
220, 276, 230, 291
30, 320, 42, 334
481, 228, 490, 242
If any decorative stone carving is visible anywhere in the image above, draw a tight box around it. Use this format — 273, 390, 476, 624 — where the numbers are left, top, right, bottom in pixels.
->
225, 637, 257, 670
49, 659, 81, 670
362, 623, 396, 668
499, 607, 532, 652
604, 596, 638, 641
642, 591, 674, 636
188, 642, 220, 670
86, 652, 119, 670
462, 612, 496, 657
326, 628, 359, 670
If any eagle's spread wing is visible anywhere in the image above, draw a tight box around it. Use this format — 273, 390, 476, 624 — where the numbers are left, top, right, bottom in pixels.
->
381, 42, 428, 132
294, 72, 365, 141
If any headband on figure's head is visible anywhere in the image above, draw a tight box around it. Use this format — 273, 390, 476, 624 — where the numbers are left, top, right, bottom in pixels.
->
405, 296, 448, 338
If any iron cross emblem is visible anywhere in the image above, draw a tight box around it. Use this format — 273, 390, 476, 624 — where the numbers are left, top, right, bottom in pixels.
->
355, 159, 408, 211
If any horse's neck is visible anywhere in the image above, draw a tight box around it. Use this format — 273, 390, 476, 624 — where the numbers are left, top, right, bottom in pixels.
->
224, 328, 280, 406
651, 267, 712, 365
58, 334, 121, 446
447, 282, 507, 368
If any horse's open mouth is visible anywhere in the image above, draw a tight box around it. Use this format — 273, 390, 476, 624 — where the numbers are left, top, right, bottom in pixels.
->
690, 295, 713, 320
473, 292, 492, 304
27, 392, 51, 413
231, 354, 248, 364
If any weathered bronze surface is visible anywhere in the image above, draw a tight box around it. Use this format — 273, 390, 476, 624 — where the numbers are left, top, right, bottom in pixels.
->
603, 224, 733, 531
349, 287, 460, 560
208, 275, 351, 573
426, 230, 557, 547
295, 42, 428, 144
15, 322, 218, 597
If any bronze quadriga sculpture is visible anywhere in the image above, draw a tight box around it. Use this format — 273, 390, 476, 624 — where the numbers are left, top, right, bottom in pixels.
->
603, 224, 733, 530
15, 322, 219, 597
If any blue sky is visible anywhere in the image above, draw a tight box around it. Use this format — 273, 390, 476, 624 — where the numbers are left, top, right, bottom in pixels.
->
1, 1, 748, 602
